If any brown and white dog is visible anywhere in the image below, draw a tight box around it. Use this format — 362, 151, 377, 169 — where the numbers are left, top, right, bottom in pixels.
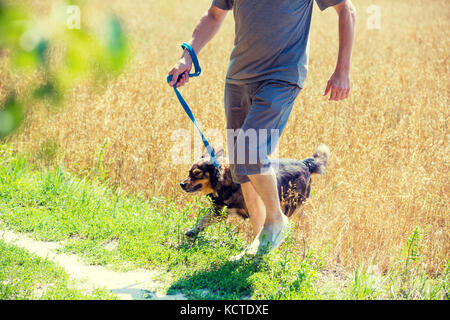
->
180, 144, 330, 238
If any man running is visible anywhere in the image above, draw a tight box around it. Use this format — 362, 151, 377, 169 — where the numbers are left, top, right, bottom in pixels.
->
168, 0, 356, 259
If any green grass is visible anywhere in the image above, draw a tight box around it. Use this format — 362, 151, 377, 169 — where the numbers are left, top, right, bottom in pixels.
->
0, 145, 448, 300
0, 239, 115, 300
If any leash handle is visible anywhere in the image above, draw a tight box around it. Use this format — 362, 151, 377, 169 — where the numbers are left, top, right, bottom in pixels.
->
166, 43, 220, 170
166, 42, 201, 84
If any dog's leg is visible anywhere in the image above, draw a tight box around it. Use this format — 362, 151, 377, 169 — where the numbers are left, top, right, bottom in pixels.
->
185, 205, 228, 238
185, 214, 224, 238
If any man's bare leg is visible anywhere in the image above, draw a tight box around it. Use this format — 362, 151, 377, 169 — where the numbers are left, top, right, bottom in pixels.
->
230, 168, 290, 261
240, 181, 266, 236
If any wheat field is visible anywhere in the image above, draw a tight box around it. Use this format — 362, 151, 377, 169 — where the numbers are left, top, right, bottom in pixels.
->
2, 0, 449, 275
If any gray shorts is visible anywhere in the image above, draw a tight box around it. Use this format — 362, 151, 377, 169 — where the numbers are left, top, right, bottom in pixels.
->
224, 79, 300, 184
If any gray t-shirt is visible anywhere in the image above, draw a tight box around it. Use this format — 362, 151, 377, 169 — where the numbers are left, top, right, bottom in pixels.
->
212, 0, 343, 88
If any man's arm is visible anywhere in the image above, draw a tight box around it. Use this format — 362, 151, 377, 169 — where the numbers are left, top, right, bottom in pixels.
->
323, 0, 356, 101
168, 6, 228, 87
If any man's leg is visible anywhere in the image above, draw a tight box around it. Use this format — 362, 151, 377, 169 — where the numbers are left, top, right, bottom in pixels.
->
224, 82, 267, 237
229, 169, 289, 261
248, 171, 284, 226
240, 181, 266, 236
229, 80, 300, 260
246, 170, 290, 252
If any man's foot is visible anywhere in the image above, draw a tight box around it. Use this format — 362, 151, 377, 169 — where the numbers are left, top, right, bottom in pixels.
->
229, 215, 291, 262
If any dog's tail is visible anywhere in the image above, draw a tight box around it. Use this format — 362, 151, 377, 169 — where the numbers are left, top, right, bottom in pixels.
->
303, 144, 330, 175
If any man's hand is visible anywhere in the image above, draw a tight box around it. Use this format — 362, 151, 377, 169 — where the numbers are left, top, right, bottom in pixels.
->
167, 5, 228, 88
324, 0, 356, 101
324, 70, 350, 101
168, 50, 193, 88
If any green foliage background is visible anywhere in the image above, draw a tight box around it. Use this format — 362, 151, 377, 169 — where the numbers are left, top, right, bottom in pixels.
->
0, 0, 129, 138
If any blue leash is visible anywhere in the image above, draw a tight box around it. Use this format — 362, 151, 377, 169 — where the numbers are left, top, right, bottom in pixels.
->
167, 42, 220, 169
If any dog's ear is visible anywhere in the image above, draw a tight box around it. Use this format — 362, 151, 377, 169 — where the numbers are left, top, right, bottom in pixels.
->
210, 166, 219, 190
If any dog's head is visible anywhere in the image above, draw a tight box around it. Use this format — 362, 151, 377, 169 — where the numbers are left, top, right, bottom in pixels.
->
180, 149, 224, 195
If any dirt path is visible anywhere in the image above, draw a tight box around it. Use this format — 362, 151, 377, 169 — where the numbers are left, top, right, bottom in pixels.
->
0, 228, 187, 300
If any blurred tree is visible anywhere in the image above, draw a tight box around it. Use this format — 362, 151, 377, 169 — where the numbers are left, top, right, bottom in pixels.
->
0, 0, 130, 139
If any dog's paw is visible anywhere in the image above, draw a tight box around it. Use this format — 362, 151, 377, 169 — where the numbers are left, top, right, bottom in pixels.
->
185, 229, 197, 238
